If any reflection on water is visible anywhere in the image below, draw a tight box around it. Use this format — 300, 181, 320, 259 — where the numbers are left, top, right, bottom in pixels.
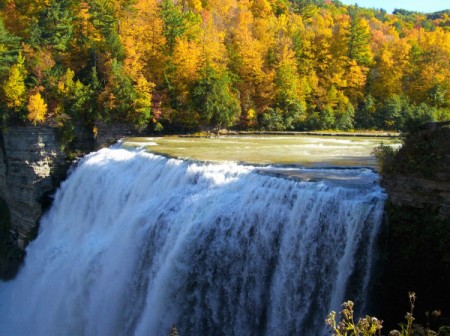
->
121, 135, 399, 170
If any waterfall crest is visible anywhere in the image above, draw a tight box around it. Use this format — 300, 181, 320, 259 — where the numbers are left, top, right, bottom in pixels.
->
0, 148, 386, 336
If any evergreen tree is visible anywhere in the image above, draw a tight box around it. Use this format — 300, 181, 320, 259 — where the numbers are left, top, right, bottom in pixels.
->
0, 17, 21, 76
192, 67, 240, 129
346, 6, 372, 66
159, 0, 187, 55
29, 0, 74, 51
89, 0, 125, 60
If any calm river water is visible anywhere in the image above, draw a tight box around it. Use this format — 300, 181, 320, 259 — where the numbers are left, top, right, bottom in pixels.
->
122, 135, 399, 169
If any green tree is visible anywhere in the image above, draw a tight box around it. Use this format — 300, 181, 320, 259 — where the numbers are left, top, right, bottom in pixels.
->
192, 67, 240, 129
274, 51, 307, 129
159, 0, 187, 55
317, 86, 355, 130
354, 94, 377, 129
88, 0, 126, 60
347, 6, 372, 66
377, 94, 412, 130
0, 17, 21, 76
98, 60, 152, 127
28, 0, 74, 51
293, 0, 325, 16
56, 68, 99, 124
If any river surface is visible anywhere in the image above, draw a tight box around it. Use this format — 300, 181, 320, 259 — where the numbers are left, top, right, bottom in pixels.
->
121, 135, 398, 169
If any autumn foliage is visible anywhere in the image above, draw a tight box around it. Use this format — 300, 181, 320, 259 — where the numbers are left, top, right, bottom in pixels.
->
0, 0, 449, 132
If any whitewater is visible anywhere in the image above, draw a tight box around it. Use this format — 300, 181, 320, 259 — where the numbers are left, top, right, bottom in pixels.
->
0, 147, 386, 336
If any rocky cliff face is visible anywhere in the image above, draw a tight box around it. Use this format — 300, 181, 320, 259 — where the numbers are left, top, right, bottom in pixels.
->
382, 175, 450, 217
381, 122, 450, 217
0, 137, 6, 197
94, 122, 145, 148
0, 123, 144, 253
0, 127, 66, 248
378, 122, 450, 330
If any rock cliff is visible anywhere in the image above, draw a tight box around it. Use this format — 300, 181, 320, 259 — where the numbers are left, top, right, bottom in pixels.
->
381, 122, 450, 217
0, 127, 66, 248
0, 123, 144, 255
378, 122, 450, 330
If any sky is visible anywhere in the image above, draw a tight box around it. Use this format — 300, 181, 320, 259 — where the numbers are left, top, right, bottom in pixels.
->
338, 0, 450, 14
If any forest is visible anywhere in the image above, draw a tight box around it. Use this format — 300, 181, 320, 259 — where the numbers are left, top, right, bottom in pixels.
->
0, 0, 450, 134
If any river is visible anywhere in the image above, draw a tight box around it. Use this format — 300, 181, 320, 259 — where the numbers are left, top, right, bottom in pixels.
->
122, 134, 398, 169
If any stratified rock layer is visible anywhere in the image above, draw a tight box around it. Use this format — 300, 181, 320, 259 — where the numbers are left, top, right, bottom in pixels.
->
382, 122, 450, 218
0, 127, 66, 248
0, 124, 143, 250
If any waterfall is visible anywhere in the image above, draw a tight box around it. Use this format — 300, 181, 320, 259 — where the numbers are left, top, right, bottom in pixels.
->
0, 148, 386, 336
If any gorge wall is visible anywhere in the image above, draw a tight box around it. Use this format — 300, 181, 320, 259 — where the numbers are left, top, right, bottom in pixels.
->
0, 124, 144, 278
379, 122, 450, 330
381, 122, 450, 217
0, 127, 66, 249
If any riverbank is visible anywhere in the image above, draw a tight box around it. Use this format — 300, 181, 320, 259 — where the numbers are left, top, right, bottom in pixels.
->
180, 130, 401, 138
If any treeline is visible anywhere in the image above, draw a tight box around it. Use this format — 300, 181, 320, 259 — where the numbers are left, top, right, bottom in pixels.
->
0, 0, 450, 134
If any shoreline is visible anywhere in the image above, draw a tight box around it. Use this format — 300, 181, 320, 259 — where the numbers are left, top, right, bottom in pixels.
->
178, 130, 401, 138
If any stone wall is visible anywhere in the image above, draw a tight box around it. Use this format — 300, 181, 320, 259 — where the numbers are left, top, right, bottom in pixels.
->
0, 127, 66, 248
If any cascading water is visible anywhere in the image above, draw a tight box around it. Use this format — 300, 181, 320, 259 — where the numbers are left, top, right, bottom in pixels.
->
0, 148, 386, 336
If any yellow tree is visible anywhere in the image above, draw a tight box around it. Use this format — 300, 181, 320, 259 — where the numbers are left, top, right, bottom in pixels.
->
198, 10, 227, 73
328, 13, 350, 90
2, 53, 27, 111
306, 10, 336, 111
404, 27, 450, 107
120, 0, 166, 82
27, 91, 47, 124
250, 0, 272, 19
291, 12, 319, 110
329, 12, 369, 106
68, 1, 101, 72
231, 2, 274, 115
344, 59, 367, 104
132, 75, 154, 128
273, 40, 307, 129
171, 38, 202, 102
203, 0, 237, 20
368, 37, 410, 101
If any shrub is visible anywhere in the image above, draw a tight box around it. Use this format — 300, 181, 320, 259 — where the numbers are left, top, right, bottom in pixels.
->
326, 293, 450, 336
371, 142, 398, 173
326, 301, 383, 336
